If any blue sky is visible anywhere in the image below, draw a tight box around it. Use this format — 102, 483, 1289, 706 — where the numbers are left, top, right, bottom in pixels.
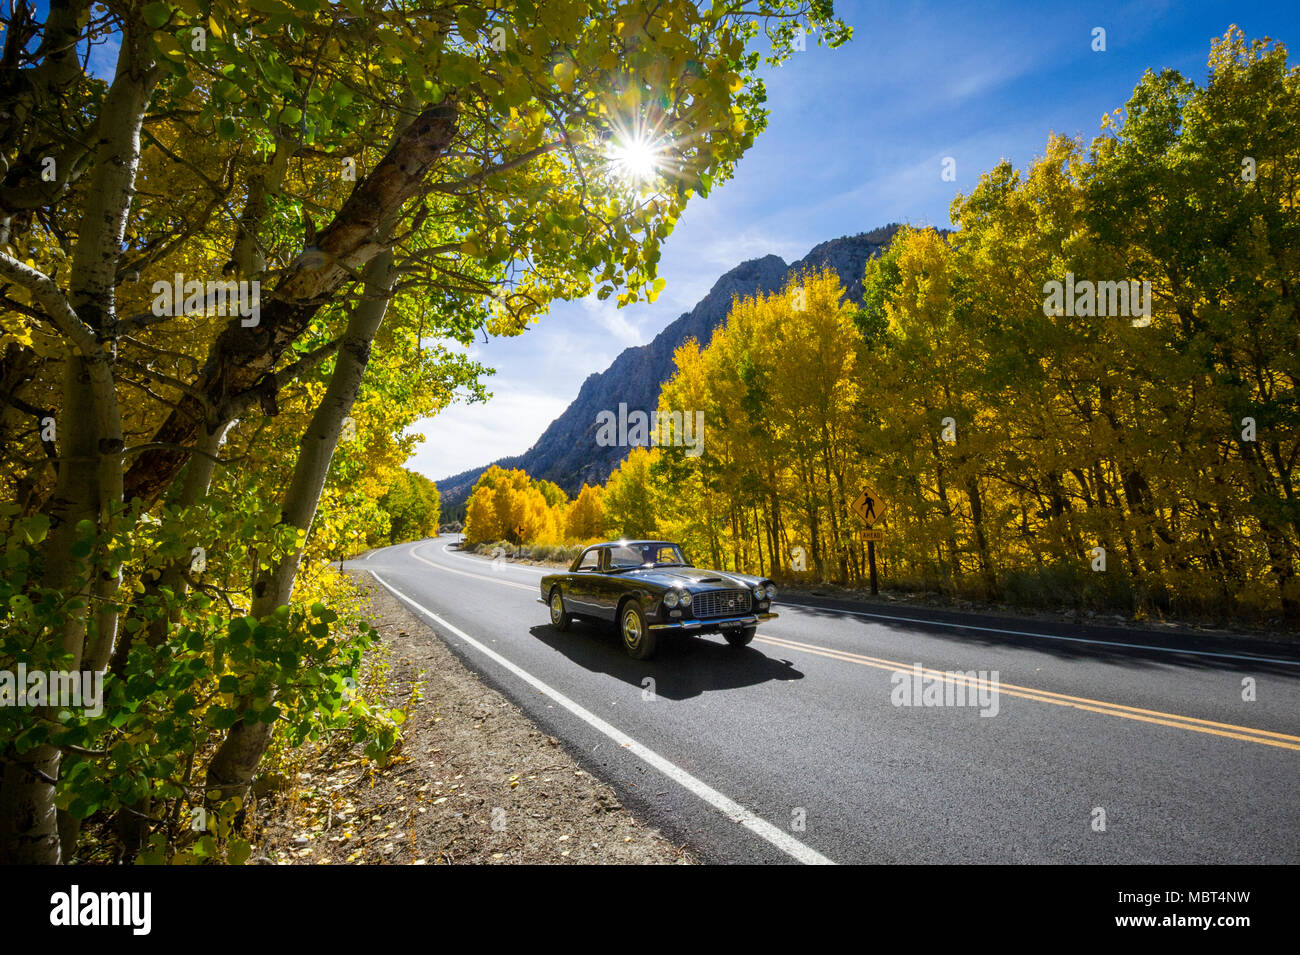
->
412, 0, 1300, 481
44, 0, 1298, 480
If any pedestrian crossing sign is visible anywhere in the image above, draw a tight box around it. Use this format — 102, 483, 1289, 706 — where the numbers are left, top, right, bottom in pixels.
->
851, 485, 888, 528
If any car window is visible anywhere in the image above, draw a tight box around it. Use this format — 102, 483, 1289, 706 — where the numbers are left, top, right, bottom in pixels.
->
575, 548, 600, 571
607, 544, 644, 569
605, 543, 687, 569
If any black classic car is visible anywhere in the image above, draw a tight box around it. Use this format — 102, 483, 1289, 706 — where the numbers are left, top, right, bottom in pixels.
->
539, 540, 778, 659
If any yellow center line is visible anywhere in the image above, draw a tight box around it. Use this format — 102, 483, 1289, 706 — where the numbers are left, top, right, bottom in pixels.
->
398, 544, 1298, 753
760, 634, 1300, 739
756, 633, 1300, 752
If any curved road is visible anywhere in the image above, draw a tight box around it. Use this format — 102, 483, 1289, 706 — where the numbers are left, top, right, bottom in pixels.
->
352, 535, 1300, 865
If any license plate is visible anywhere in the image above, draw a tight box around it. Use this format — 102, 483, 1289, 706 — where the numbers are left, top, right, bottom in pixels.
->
719, 621, 741, 629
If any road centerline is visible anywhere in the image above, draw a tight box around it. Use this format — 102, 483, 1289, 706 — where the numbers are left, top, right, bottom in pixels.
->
756, 634, 1300, 751
408, 543, 537, 592
395, 539, 1299, 754
777, 601, 1300, 668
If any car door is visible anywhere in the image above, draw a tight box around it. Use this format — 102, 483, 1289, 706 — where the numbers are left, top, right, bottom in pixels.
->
592, 543, 641, 621
580, 547, 614, 621
567, 546, 602, 615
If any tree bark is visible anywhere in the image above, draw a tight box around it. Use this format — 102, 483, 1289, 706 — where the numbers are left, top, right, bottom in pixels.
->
0, 20, 150, 864
123, 100, 458, 506
206, 250, 396, 803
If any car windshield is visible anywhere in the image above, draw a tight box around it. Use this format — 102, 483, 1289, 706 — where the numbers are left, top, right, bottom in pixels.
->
606, 543, 687, 570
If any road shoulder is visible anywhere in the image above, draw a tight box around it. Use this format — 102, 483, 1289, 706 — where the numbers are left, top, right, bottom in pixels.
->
254, 574, 694, 864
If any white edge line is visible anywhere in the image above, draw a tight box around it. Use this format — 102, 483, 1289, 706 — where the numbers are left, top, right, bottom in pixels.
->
367, 568, 835, 866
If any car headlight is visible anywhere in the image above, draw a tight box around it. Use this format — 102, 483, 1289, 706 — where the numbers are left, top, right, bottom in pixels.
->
765, 584, 777, 600
663, 591, 680, 609
679, 590, 692, 607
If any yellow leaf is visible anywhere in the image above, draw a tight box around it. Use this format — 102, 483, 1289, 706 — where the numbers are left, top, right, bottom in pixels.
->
552, 60, 575, 93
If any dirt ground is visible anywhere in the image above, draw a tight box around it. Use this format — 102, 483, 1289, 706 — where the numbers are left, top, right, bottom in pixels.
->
253, 576, 693, 864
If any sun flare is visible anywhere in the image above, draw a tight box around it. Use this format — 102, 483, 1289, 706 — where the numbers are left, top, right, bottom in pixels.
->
606, 132, 665, 186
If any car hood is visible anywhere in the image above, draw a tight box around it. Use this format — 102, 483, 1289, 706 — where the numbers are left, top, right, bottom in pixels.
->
623, 567, 766, 591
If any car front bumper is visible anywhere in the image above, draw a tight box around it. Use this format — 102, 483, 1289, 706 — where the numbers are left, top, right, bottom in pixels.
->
536, 597, 777, 632
648, 612, 777, 631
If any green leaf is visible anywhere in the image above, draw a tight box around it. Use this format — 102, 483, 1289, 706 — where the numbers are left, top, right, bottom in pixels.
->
143, 2, 172, 29
228, 838, 252, 865
209, 707, 239, 729
22, 514, 51, 544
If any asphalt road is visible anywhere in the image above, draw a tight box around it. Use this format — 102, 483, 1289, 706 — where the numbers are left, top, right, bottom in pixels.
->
352, 535, 1300, 865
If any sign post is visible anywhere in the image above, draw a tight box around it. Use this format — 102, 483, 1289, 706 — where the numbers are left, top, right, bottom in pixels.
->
850, 485, 888, 596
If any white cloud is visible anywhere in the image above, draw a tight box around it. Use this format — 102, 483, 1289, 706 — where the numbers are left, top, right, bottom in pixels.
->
579, 294, 645, 347
406, 386, 571, 481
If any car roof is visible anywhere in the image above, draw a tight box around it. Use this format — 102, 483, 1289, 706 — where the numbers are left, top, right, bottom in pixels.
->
590, 540, 678, 548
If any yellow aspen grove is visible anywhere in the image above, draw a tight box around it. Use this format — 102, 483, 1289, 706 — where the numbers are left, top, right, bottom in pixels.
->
565, 484, 608, 541
601, 31, 1298, 626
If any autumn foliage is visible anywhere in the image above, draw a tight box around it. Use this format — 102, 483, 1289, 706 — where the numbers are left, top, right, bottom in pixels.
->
504, 31, 1300, 626
463, 466, 606, 546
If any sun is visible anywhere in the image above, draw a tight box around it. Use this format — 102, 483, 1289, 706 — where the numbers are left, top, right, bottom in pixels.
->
606, 131, 665, 187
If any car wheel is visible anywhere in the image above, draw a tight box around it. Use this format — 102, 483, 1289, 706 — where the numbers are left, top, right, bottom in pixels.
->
724, 626, 756, 648
619, 600, 656, 660
549, 588, 572, 632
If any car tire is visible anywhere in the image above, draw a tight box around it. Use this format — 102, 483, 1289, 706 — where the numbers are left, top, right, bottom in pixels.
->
549, 587, 572, 632
619, 600, 657, 660
724, 626, 756, 648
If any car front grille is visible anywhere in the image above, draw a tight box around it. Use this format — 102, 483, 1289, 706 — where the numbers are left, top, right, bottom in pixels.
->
692, 588, 752, 619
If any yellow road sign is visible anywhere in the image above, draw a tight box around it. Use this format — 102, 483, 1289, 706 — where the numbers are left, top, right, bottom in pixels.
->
861, 529, 884, 542
851, 485, 888, 528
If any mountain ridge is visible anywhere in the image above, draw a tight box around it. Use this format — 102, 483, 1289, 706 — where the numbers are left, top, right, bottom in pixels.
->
436, 224, 902, 511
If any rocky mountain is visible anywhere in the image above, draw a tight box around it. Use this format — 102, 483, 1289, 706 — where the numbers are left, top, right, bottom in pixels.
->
436, 224, 901, 510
